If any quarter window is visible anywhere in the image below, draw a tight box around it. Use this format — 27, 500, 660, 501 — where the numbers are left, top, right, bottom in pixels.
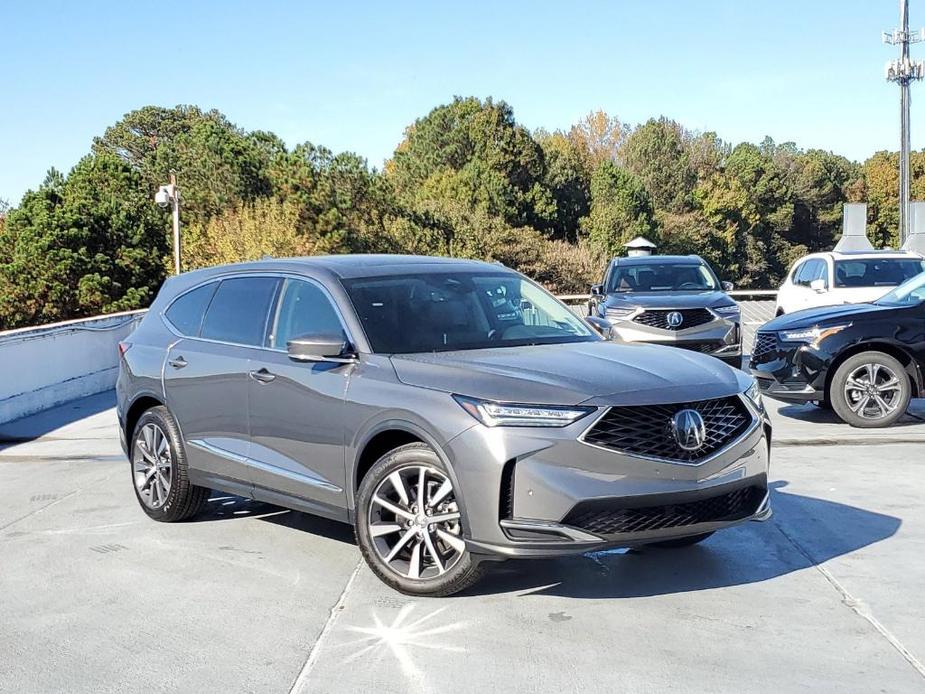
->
268, 279, 345, 349
201, 277, 280, 346
164, 282, 217, 336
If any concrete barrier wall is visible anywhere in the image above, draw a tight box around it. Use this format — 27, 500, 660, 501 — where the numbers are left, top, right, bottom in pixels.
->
0, 310, 146, 424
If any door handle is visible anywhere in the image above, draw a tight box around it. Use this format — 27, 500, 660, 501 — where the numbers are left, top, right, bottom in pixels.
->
168, 356, 188, 369
248, 368, 276, 384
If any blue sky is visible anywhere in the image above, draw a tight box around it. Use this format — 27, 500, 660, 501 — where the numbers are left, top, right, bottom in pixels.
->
0, 1, 920, 205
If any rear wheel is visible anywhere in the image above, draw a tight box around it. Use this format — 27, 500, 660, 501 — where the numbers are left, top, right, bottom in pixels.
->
355, 443, 484, 596
130, 407, 208, 522
649, 532, 714, 548
829, 352, 911, 428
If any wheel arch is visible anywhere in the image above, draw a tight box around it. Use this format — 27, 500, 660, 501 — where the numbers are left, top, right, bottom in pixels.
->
824, 341, 922, 399
349, 420, 468, 527
124, 393, 166, 443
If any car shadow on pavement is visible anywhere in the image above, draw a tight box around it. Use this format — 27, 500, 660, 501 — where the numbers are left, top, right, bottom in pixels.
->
463, 482, 901, 599
193, 494, 356, 544
777, 399, 925, 427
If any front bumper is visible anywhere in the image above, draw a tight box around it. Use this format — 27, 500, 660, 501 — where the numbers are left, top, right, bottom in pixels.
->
445, 398, 771, 559
749, 333, 830, 403
607, 312, 741, 360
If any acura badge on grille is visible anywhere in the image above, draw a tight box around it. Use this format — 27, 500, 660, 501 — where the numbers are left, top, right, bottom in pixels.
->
670, 409, 706, 451
666, 311, 684, 328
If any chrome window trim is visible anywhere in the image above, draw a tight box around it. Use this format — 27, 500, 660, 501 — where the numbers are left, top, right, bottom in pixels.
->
576, 394, 760, 467
160, 271, 359, 356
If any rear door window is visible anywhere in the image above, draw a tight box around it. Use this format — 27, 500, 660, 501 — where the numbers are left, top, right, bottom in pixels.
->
201, 277, 280, 346
164, 282, 217, 336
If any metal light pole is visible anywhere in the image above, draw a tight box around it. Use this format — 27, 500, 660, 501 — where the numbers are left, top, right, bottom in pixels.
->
884, 0, 925, 245
155, 173, 181, 274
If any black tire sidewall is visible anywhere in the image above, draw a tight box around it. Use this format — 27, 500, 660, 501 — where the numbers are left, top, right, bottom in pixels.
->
130, 407, 202, 521
830, 352, 911, 428
355, 443, 482, 597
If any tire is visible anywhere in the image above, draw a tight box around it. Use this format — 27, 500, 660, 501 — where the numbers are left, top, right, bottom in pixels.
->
829, 351, 911, 428
130, 406, 209, 522
649, 532, 714, 548
355, 443, 484, 597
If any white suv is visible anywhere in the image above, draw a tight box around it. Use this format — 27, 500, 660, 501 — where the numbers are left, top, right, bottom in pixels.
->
776, 250, 924, 315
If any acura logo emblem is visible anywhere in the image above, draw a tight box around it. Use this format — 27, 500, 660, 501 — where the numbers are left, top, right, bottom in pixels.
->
666, 311, 684, 328
671, 409, 706, 451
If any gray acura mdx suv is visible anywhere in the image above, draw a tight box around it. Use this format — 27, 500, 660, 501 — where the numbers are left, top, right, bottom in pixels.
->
591, 255, 742, 367
117, 255, 771, 596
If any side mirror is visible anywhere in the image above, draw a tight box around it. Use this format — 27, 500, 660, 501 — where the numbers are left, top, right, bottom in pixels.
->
721, 281, 734, 292
287, 333, 356, 363
809, 278, 827, 293
585, 315, 614, 340
590, 284, 604, 297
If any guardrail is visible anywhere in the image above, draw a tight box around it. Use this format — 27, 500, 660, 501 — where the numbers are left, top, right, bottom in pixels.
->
0, 310, 146, 424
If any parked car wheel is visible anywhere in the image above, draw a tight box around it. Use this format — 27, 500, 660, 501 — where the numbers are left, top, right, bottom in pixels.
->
355, 443, 484, 597
131, 407, 209, 521
829, 352, 911, 428
649, 532, 714, 548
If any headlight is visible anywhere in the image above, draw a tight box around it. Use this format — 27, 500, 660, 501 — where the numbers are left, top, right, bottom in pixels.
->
780, 324, 849, 348
604, 307, 636, 320
713, 304, 740, 316
744, 380, 765, 413
453, 395, 595, 427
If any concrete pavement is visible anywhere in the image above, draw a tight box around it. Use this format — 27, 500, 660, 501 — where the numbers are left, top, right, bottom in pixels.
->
1, 393, 924, 693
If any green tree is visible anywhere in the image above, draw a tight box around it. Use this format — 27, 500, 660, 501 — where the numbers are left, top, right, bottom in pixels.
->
387, 97, 556, 233
621, 117, 696, 214
535, 130, 592, 241
92, 105, 274, 223
582, 161, 657, 257
0, 153, 167, 329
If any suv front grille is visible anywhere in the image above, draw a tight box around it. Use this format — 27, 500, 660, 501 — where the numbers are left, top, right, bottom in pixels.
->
752, 332, 777, 360
676, 342, 721, 354
561, 484, 766, 536
632, 308, 714, 331
581, 396, 753, 463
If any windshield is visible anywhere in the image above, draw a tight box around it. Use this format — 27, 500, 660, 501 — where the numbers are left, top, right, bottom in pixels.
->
342, 271, 597, 354
606, 262, 718, 293
834, 258, 925, 288
875, 271, 925, 307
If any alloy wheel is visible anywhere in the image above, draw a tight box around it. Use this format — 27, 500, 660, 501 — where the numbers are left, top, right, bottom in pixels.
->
843, 362, 903, 421
367, 464, 465, 580
133, 423, 173, 509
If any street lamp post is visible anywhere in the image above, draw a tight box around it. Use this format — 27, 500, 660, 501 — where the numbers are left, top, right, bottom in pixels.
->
155, 173, 181, 275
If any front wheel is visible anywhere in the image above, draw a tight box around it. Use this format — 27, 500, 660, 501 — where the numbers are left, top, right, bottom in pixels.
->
829, 352, 911, 428
355, 443, 484, 596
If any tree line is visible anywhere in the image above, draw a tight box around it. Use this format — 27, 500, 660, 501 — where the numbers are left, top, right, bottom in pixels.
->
0, 98, 915, 329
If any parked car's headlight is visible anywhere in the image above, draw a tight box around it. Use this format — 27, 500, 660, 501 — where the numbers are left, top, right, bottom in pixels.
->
744, 380, 765, 413
713, 304, 740, 316
604, 307, 636, 320
780, 324, 849, 347
453, 395, 595, 427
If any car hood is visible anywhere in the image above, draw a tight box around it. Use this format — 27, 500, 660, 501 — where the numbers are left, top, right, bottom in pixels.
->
602, 290, 733, 310
389, 341, 749, 407
763, 303, 891, 331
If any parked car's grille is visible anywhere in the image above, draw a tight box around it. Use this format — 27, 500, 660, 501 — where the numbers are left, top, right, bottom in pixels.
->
632, 308, 714, 331
752, 332, 777, 360
676, 342, 721, 354
561, 484, 766, 536
581, 396, 753, 463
